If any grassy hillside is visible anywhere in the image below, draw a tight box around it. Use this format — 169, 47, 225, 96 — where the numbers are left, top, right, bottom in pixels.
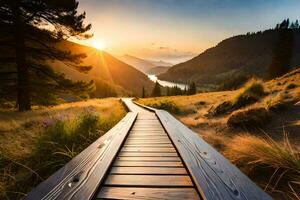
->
0, 98, 127, 200
159, 30, 300, 88
138, 69, 300, 199
53, 42, 154, 97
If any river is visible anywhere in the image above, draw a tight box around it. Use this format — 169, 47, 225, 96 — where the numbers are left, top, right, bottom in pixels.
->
147, 74, 188, 90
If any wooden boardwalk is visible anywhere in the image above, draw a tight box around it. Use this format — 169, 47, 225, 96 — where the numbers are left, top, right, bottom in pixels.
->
25, 99, 273, 200
97, 101, 200, 199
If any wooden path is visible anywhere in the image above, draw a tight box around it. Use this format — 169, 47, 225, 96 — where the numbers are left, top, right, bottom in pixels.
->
97, 99, 200, 199
25, 99, 273, 200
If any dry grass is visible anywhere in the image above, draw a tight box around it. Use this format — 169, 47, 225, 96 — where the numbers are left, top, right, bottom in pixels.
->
137, 68, 300, 198
0, 98, 127, 200
224, 133, 300, 198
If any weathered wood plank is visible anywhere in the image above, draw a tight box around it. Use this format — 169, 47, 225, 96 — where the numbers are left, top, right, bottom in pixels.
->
97, 187, 200, 200
118, 152, 178, 157
113, 161, 183, 167
123, 144, 174, 148
116, 156, 180, 161
104, 175, 193, 186
25, 112, 138, 200
121, 147, 176, 152
110, 166, 187, 174
155, 110, 272, 200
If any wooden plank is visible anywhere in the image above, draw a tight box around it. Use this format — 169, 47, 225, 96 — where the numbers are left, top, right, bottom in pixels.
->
104, 175, 193, 187
110, 167, 187, 174
118, 152, 178, 157
123, 144, 173, 148
113, 161, 183, 167
97, 187, 200, 200
156, 110, 272, 200
121, 147, 176, 152
25, 112, 138, 200
125, 141, 172, 144
116, 156, 180, 161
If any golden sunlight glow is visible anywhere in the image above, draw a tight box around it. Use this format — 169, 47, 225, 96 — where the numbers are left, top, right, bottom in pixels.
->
92, 40, 106, 50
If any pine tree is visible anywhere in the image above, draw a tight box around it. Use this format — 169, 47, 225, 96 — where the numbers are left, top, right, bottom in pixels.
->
0, 0, 93, 111
151, 82, 161, 97
269, 20, 294, 78
142, 86, 145, 98
188, 82, 197, 95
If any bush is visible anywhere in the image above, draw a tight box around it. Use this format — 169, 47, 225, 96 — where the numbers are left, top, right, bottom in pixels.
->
224, 134, 300, 197
227, 107, 269, 127
32, 113, 101, 175
148, 100, 180, 114
233, 79, 264, 107
208, 79, 265, 117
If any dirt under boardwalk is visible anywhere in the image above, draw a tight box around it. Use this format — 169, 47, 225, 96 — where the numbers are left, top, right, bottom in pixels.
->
96, 101, 201, 200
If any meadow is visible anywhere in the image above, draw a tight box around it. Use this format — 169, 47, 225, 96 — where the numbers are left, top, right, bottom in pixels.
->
137, 69, 300, 199
0, 98, 127, 200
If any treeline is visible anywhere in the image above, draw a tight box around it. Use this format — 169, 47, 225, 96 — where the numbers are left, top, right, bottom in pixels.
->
142, 81, 197, 98
0, 0, 93, 111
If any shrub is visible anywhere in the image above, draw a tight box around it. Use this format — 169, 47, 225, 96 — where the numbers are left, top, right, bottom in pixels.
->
227, 107, 269, 128
224, 134, 300, 197
208, 79, 265, 117
265, 92, 288, 111
232, 79, 264, 107
32, 113, 101, 175
148, 100, 180, 114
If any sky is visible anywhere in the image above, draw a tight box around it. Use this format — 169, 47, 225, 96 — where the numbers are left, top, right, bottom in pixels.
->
76, 0, 300, 64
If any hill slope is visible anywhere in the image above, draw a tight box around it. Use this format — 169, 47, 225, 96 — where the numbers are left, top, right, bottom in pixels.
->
117, 54, 173, 74
147, 66, 171, 75
159, 30, 300, 86
53, 42, 154, 96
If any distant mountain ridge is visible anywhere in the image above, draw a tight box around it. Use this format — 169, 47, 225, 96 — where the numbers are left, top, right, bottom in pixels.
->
117, 54, 172, 74
147, 66, 171, 75
53, 42, 154, 96
159, 29, 300, 87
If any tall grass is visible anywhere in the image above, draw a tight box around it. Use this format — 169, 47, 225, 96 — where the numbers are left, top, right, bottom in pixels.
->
224, 133, 300, 198
0, 99, 126, 200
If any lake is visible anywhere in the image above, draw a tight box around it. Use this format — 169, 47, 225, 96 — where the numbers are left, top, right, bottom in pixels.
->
147, 74, 188, 90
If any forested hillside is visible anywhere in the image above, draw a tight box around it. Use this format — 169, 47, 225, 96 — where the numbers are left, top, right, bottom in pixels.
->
159, 25, 300, 88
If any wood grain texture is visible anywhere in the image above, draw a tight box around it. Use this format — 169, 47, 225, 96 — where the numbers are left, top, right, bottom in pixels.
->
104, 175, 193, 186
118, 152, 178, 157
97, 187, 200, 200
113, 161, 183, 167
116, 156, 181, 161
110, 166, 187, 174
155, 110, 273, 200
121, 147, 176, 152
25, 112, 137, 200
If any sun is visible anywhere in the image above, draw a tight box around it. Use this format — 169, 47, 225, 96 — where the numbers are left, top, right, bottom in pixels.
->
92, 40, 106, 50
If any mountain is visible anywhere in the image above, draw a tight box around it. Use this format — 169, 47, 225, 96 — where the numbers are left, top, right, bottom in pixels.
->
150, 60, 173, 67
147, 66, 171, 75
159, 29, 300, 87
53, 41, 154, 96
117, 54, 172, 74
116, 54, 155, 74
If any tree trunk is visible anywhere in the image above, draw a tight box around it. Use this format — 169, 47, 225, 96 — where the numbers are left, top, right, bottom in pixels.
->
13, 1, 31, 111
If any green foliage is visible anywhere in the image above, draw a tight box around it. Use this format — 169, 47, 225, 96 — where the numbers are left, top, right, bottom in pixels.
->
0, 0, 92, 111
32, 113, 101, 175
